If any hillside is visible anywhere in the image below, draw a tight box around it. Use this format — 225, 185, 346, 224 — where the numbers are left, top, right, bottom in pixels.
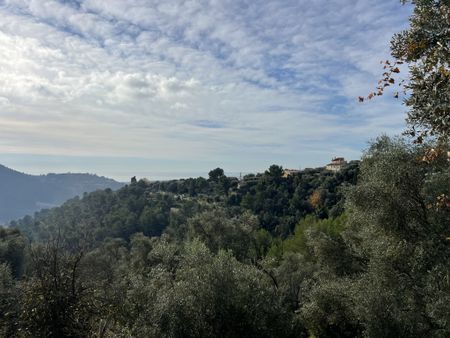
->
0, 164, 124, 223
12, 162, 359, 243
5, 143, 449, 337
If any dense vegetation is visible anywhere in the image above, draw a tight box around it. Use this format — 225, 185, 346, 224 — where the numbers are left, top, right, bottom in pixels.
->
10, 162, 358, 244
0, 164, 124, 223
0, 138, 449, 338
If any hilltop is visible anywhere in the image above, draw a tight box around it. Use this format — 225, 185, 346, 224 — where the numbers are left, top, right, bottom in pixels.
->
0, 164, 124, 223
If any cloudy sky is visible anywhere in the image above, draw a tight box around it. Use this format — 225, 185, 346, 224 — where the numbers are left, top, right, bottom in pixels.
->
0, 0, 412, 181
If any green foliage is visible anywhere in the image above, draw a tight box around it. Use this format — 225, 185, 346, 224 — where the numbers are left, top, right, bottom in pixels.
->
301, 137, 450, 337
12, 162, 359, 248
239, 163, 359, 234
115, 240, 303, 338
0, 164, 123, 223
19, 241, 97, 338
345, 137, 450, 337
3, 138, 448, 337
301, 278, 362, 338
254, 228, 274, 259
0, 227, 26, 278
186, 208, 259, 261
282, 214, 347, 256
13, 184, 181, 246
268, 252, 316, 314
0, 263, 19, 337
392, 1, 450, 142
208, 167, 225, 182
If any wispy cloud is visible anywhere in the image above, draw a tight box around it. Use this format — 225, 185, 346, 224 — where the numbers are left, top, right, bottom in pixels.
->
0, 0, 412, 179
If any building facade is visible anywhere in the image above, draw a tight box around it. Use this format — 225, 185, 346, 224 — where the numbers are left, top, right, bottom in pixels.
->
326, 157, 347, 172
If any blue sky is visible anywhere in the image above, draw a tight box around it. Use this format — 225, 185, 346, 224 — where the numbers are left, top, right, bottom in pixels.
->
0, 0, 412, 181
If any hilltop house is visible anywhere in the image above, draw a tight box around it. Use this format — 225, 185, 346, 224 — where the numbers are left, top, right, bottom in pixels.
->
283, 169, 301, 178
326, 157, 347, 172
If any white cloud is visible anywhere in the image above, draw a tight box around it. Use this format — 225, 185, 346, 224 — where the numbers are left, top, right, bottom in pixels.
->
0, 0, 413, 176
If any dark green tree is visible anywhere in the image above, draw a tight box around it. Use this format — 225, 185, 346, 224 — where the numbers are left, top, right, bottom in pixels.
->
0, 228, 26, 278
208, 168, 225, 182
19, 240, 97, 338
0, 264, 19, 337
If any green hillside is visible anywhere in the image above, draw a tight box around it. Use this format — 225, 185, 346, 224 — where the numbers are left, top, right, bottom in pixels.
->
0, 164, 124, 223
1, 139, 449, 337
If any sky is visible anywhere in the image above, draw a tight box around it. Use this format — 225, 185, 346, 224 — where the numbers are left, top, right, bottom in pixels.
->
0, 0, 413, 181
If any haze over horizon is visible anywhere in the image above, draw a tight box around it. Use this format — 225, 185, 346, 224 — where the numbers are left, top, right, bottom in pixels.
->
0, 153, 351, 182
0, 0, 412, 180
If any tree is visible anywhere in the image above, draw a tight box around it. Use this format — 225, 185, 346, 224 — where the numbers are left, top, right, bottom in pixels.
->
152, 241, 300, 337
361, 1, 450, 144
109, 238, 304, 337
0, 264, 19, 337
298, 137, 450, 337
392, 0, 450, 142
364, 1, 450, 143
340, 137, 448, 337
301, 278, 362, 338
208, 168, 225, 182
0, 228, 26, 278
266, 165, 284, 180
187, 208, 259, 261
19, 240, 97, 338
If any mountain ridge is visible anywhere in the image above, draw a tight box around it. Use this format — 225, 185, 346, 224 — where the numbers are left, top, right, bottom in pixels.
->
0, 164, 124, 223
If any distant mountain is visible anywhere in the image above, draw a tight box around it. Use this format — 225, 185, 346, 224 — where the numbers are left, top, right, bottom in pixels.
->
0, 164, 124, 223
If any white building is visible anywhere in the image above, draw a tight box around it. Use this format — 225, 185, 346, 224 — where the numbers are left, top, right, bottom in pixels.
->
326, 157, 347, 172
